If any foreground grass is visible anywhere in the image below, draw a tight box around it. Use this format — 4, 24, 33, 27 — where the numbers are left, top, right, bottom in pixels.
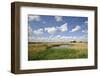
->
28, 43, 88, 60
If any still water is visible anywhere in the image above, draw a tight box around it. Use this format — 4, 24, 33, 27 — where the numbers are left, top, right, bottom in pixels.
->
51, 45, 72, 49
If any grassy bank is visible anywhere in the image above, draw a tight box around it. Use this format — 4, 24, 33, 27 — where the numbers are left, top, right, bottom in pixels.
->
28, 43, 88, 60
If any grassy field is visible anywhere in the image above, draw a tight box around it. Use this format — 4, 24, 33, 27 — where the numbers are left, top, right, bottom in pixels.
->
28, 42, 88, 60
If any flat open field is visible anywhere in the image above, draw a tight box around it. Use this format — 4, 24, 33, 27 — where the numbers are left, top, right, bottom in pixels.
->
28, 42, 88, 60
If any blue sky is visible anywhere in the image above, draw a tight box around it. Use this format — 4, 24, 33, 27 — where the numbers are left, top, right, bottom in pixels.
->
28, 15, 88, 42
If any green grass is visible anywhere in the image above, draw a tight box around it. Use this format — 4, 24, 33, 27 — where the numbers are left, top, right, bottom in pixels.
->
28, 43, 88, 60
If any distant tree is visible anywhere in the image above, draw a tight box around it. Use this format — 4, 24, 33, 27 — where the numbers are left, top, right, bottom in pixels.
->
73, 41, 76, 43
79, 41, 83, 43
70, 40, 77, 43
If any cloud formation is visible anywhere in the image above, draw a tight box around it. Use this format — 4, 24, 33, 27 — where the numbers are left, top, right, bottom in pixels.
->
28, 26, 33, 36
84, 21, 88, 24
33, 28, 43, 35
28, 15, 88, 42
58, 23, 68, 32
55, 16, 63, 22
82, 30, 88, 33
29, 22, 68, 37
30, 35, 87, 42
71, 25, 81, 32
45, 27, 57, 34
44, 23, 68, 34
28, 15, 41, 21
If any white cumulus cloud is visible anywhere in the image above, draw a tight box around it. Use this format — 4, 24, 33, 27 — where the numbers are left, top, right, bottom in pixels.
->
82, 30, 88, 33
28, 15, 41, 21
55, 16, 63, 22
28, 26, 33, 36
45, 27, 57, 34
58, 23, 68, 32
84, 21, 88, 24
33, 28, 43, 35
71, 25, 81, 32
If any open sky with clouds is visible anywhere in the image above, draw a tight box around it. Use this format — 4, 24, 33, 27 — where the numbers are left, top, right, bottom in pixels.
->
28, 15, 88, 42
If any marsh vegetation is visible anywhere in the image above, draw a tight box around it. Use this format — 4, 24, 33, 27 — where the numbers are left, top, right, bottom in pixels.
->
28, 42, 88, 60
